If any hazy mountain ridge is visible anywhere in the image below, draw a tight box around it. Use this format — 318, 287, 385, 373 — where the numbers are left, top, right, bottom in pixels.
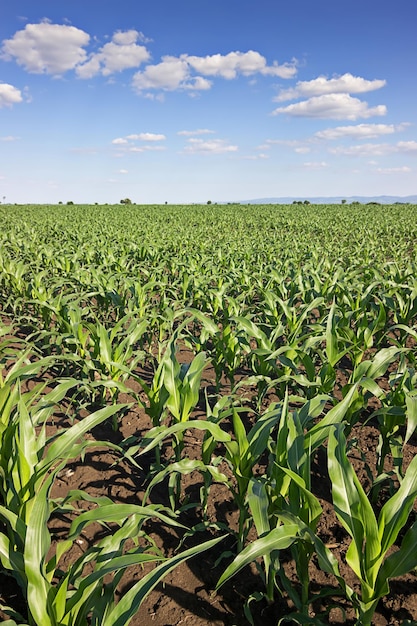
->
239, 195, 417, 204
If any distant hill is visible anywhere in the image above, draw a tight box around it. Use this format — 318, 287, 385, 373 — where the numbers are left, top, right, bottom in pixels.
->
238, 195, 417, 205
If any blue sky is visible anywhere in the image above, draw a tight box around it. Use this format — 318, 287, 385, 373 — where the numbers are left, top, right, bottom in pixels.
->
1, 0, 416, 204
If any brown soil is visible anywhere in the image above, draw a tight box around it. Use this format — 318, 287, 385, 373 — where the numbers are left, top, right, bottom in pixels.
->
1, 353, 417, 625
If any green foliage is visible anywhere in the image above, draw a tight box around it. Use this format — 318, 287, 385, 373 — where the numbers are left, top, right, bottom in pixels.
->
0, 202, 416, 623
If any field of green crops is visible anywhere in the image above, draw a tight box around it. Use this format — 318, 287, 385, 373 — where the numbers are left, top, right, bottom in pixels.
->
0, 202, 417, 625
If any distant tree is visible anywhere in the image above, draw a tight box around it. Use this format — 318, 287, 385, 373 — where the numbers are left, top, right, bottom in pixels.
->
207, 200, 212, 205
304, 200, 310, 205
66, 201, 74, 205
120, 198, 132, 204
58, 201, 63, 204
341, 199, 347, 204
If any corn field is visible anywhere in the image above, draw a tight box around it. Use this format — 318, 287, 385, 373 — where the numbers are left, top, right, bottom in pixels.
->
0, 202, 416, 625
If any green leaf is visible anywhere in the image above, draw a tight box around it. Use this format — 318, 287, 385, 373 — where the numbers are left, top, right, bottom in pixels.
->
327, 424, 380, 584
378, 452, 417, 555
42, 403, 128, 468
405, 389, 417, 444
24, 473, 54, 626
134, 420, 231, 457
216, 524, 300, 589
102, 535, 225, 626
306, 383, 358, 452
376, 520, 417, 598
68, 503, 184, 540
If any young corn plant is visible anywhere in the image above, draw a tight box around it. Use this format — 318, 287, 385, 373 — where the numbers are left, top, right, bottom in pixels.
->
83, 315, 147, 406
133, 327, 208, 467
0, 464, 223, 626
133, 418, 233, 513
328, 423, 417, 625
185, 308, 250, 390
219, 404, 284, 551
214, 386, 361, 623
0, 388, 225, 625
367, 363, 417, 498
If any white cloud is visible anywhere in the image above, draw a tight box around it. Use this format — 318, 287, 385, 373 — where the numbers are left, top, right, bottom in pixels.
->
76, 30, 150, 78
397, 141, 417, 153
1, 22, 89, 74
2, 23, 297, 97
143, 92, 165, 102
112, 133, 166, 149
261, 60, 298, 78
132, 50, 296, 93
1, 135, 19, 141
132, 56, 203, 92
329, 143, 392, 156
186, 76, 212, 90
374, 166, 412, 174
112, 30, 148, 45
126, 133, 166, 141
243, 153, 269, 160
0, 83, 23, 107
118, 169, 128, 174
183, 138, 238, 154
262, 139, 311, 153
128, 145, 166, 152
329, 141, 417, 156
272, 94, 387, 120
186, 50, 297, 79
303, 161, 328, 169
275, 73, 386, 102
315, 123, 409, 140
177, 129, 216, 136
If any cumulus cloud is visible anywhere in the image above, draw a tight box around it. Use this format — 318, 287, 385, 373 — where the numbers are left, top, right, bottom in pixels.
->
1, 135, 19, 141
186, 50, 297, 79
275, 73, 386, 102
0, 83, 23, 107
126, 133, 166, 141
132, 56, 212, 92
132, 50, 296, 93
2, 22, 297, 97
183, 138, 238, 154
272, 93, 387, 120
112, 133, 167, 155
112, 133, 166, 145
397, 141, 417, 153
1, 22, 89, 74
76, 30, 150, 78
315, 123, 409, 140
